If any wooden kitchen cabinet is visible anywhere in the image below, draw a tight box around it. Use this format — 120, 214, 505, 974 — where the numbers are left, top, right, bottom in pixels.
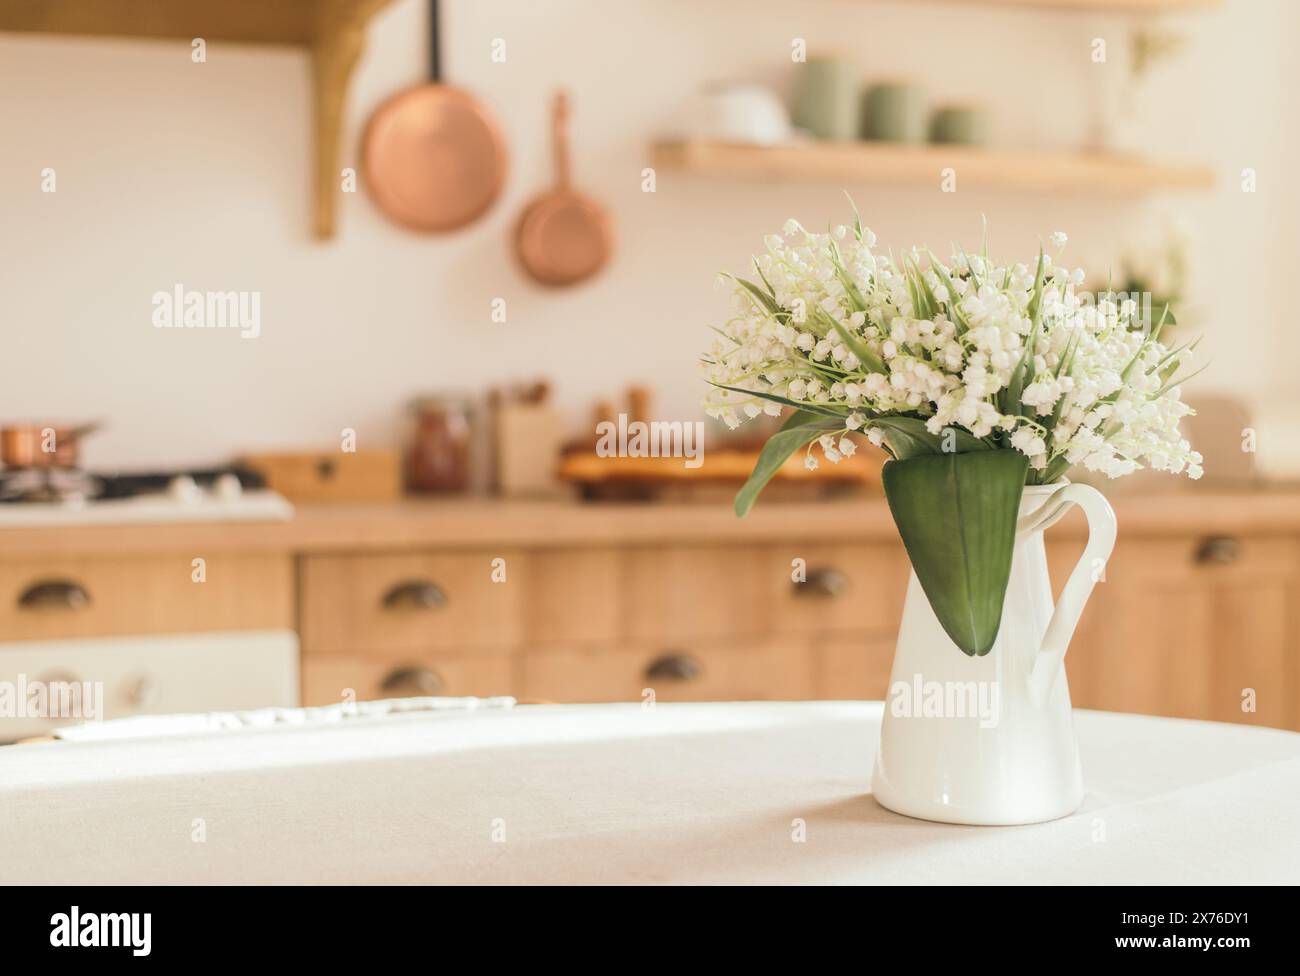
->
516, 540, 901, 703
521, 638, 814, 703
10, 493, 1297, 730
814, 636, 896, 701
299, 550, 523, 654
623, 544, 771, 642
524, 548, 622, 645
1057, 534, 1299, 729
0, 552, 291, 640
766, 543, 906, 634
301, 650, 515, 707
293, 523, 1299, 726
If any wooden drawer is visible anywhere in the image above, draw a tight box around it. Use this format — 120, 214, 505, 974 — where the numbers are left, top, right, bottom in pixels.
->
0, 553, 291, 641
1054, 534, 1299, 730
525, 548, 621, 644
299, 551, 522, 654
521, 639, 814, 703
301, 651, 515, 706
815, 636, 895, 700
1105, 534, 1298, 584
1206, 580, 1293, 727
767, 543, 906, 634
623, 545, 769, 642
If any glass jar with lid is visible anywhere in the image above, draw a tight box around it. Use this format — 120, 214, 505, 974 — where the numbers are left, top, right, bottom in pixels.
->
407, 395, 473, 493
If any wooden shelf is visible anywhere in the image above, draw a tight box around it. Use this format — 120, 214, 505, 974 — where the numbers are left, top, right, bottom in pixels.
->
0, 0, 394, 239
938, 0, 1218, 11
652, 140, 1215, 195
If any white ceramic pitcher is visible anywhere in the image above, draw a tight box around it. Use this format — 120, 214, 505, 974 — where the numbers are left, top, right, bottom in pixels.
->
871, 480, 1117, 826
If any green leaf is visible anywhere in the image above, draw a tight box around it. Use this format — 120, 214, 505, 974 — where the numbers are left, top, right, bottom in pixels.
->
709, 383, 844, 419
1152, 360, 1208, 398
823, 314, 886, 373
958, 245, 983, 290
1026, 247, 1047, 326
909, 257, 940, 321
779, 409, 839, 432
826, 239, 871, 313
1040, 454, 1072, 485
844, 191, 865, 242
882, 450, 1029, 656
753, 259, 778, 298
1004, 345, 1033, 415
873, 418, 937, 460
1003, 248, 1047, 413
866, 416, 992, 460
727, 274, 786, 322
734, 425, 826, 517
900, 254, 937, 322
903, 263, 924, 319
923, 248, 972, 333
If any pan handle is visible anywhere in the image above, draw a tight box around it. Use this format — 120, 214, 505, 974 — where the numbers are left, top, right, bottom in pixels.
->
552, 91, 571, 188
67, 422, 101, 443
428, 0, 442, 83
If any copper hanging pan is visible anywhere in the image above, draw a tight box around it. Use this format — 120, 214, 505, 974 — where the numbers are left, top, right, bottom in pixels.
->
515, 91, 613, 287
363, 0, 508, 233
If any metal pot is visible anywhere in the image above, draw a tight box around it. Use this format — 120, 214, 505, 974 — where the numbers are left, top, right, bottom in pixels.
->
0, 423, 99, 469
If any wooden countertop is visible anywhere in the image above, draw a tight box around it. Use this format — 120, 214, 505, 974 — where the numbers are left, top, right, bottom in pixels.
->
2, 487, 1298, 558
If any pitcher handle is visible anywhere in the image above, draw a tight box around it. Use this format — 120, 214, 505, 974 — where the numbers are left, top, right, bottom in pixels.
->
1025, 483, 1117, 707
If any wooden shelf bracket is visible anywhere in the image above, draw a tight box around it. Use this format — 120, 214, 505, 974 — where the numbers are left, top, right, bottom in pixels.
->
0, 0, 395, 239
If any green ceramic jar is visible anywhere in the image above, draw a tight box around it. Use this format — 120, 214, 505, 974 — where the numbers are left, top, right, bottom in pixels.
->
791, 57, 859, 141
930, 105, 990, 145
860, 82, 927, 143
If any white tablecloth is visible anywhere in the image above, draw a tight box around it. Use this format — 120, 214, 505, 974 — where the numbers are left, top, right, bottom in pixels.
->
2, 702, 1298, 885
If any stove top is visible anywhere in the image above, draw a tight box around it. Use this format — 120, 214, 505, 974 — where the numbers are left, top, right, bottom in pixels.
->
0, 466, 293, 527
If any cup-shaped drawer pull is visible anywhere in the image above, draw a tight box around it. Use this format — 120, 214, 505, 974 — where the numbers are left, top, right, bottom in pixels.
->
18, 579, 92, 610
380, 665, 445, 696
1195, 536, 1241, 566
37, 668, 82, 686
645, 653, 702, 682
381, 579, 447, 610
794, 567, 849, 598
123, 673, 161, 709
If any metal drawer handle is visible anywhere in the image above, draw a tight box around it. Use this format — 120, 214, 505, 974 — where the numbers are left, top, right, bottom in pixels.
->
123, 674, 160, 709
645, 653, 702, 682
380, 665, 445, 696
381, 579, 447, 610
1195, 536, 1240, 566
18, 579, 92, 610
37, 668, 82, 686
794, 567, 849, 598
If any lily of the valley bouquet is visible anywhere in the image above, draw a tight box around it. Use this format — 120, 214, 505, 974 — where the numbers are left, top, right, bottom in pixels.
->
703, 206, 1202, 657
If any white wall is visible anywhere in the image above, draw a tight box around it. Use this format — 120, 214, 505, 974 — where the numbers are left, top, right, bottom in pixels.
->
0, 0, 1294, 470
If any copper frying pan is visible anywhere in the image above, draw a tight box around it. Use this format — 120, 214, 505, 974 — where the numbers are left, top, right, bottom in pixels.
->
363, 0, 508, 233
515, 92, 614, 287
0, 422, 99, 469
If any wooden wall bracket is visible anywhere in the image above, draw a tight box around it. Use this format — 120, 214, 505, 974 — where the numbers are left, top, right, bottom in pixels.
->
0, 0, 395, 239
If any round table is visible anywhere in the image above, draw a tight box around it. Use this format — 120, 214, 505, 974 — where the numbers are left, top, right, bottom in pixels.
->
2, 701, 1297, 884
